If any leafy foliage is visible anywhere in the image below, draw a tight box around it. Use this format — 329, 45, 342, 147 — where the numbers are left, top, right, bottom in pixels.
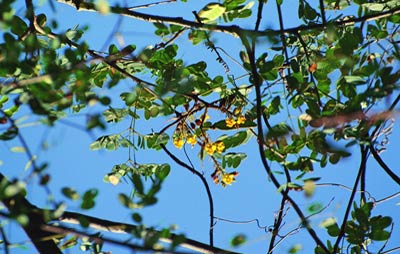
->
0, 0, 399, 253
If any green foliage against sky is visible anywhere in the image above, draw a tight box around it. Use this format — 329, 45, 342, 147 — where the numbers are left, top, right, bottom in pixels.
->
0, 0, 400, 253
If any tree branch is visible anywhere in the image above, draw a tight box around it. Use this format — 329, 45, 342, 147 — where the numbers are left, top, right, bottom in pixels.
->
333, 145, 368, 253
0, 171, 238, 254
369, 144, 400, 185
0, 172, 62, 254
160, 144, 217, 250
242, 32, 330, 253
57, 0, 400, 38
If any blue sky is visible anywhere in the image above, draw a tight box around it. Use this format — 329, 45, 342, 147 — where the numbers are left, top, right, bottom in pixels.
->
1, 0, 400, 253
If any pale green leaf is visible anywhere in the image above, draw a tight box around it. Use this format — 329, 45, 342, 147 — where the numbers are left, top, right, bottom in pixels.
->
198, 3, 226, 22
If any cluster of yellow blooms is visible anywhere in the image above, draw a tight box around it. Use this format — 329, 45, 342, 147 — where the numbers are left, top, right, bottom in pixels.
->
171, 112, 244, 187
204, 141, 225, 155
173, 134, 197, 149
225, 115, 246, 128
173, 134, 225, 157
211, 170, 239, 187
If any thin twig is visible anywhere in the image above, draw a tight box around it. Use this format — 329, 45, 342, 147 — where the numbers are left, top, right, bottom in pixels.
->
255, 0, 265, 31
333, 145, 368, 253
0, 227, 10, 254
369, 144, 400, 185
241, 32, 330, 253
160, 144, 215, 248
213, 216, 271, 233
128, 0, 176, 10
319, 0, 326, 26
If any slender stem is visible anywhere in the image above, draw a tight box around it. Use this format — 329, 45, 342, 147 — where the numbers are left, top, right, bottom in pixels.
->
369, 145, 400, 185
241, 33, 330, 253
319, 0, 326, 26
255, 0, 265, 31
333, 146, 368, 252
160, 144, 215, 248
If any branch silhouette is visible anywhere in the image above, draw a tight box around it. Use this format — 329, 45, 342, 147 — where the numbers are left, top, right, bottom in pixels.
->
0, 171, 239, 254
58, 0, 400, 37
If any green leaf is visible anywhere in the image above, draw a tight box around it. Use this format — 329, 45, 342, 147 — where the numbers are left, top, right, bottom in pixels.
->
131, 174, 144, 194
289, 244, 302, 253
80, 189, 98, 209
155, 164, 170, 181
217, 130, 252, 149
10, 16, 28, 36
344, 76, 365, 85
321, 219, 340, 237
132, 213, 142, 223
62, 187, 80, 200
198, 3, 226, 22
230, 234, 246, 247
307, 202, 322, 213
371, 216, 392, 230
224, 153, 247, 168
146, 133, 169, 150
266, 123, 292, 140
369, 230, 390, 241
118, 193, 142, 209
4, 181, 26, 198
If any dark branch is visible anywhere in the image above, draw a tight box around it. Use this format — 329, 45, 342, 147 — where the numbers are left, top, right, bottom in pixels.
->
58, 0, 400, 38
369, 145, 400, 185
333, 146, 368, 252
0, 171, 238, 254
241, 32, 330, 253
0, 173, 62, 254
160, 144, 217, 249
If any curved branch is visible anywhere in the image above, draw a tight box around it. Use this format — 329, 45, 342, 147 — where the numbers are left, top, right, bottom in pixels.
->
0, 173, 62, 254
369, 144, 400, 185
333, 146, 368, 253
242, 33, 330, 253
160, 144, 216, 249
58, 0, 400, 38
60, 210, 237, 254
0, 171, 237, 254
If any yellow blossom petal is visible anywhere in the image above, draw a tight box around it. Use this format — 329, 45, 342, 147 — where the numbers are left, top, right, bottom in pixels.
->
221, 174, 235, 185
173, 139, 184, 149
205, 143, 216, 155
201, 114, 210, 121
215, 141, 225, 153
186, 135, 197, 146
233, 107, 241, 116
225, 117, 236, 128
236, 115, 246, 125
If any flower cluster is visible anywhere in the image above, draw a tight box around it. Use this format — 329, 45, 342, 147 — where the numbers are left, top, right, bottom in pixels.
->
225, 115, 246, 128
173, 134, 198, 149
211, 169, 239, 187
205, 141, 225, 155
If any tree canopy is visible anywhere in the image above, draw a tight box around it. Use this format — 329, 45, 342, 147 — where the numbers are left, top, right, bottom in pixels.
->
0, 0, 400, 253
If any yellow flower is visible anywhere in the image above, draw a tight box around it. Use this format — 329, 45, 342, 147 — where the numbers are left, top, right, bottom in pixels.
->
236, 115, 246, 125
233, 107, 241, 116
225, 117, 236, 128
215, 141, 225, 153
221, 173, 235, 186
186, 135, 197, 146
201, 114, 210, 121
173, 138, 184, 149
205, 143, 216, 155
